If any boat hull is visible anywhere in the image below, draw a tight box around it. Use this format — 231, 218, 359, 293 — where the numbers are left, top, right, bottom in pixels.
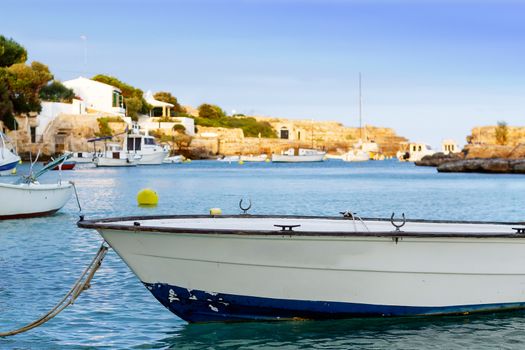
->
145, 282, 525, 323
0, 182, 73, 219
95, 157, 137, 167
46, 161, 76, 170
240, 155, 267, 162
94, 220, 525, 323
136, 151, 168, 165
0, 159, 19, 175
271, 154, 325, 163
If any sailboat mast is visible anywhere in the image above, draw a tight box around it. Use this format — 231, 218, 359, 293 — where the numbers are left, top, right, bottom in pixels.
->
359, 72, 362, 140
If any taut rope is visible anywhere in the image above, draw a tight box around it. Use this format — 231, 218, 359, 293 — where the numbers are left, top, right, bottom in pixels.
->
0, 243, 108, 337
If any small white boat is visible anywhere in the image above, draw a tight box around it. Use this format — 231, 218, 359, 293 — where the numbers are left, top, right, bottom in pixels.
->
342, 149, 369, 162
217, 155, 240, 163
163, 155, 183, 164
0, 182, 73, 219
94, 153, 140, 167
89, 138, 141, 167
271, 148, 326, 163
69, 151, 95, 164
79, 213, 525, 323
0, 132, 21, 176
240, 154, 268, 162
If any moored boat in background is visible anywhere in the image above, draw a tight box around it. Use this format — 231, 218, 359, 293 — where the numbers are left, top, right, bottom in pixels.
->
271, 148, 326, 163
0, 132, 21, 176
240, 154, 268, 162
0, 154, 73, 219
44, 160, 77, 170
163, 155, 183, 164
124, 130, 168, 165
69, 151, 95, 164
217, 155, 240, 163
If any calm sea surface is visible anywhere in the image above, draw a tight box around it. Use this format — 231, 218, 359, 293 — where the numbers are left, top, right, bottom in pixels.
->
2, 160, 525, 349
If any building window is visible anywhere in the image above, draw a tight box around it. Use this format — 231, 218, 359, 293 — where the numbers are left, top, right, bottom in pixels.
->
297, 131, 301, 140
30, 126, 36, 143
280, 127, 289, 139
112, 91, 123, 108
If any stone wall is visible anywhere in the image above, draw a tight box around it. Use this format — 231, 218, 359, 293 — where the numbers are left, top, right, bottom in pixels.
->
7, 114, 127, 158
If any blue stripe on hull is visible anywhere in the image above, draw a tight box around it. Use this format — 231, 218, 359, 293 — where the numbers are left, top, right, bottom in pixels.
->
143, 282, 525, 323
0, 160, 18, 172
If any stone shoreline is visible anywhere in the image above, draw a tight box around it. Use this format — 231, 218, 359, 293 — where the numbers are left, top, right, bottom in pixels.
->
437, 158, 525, 174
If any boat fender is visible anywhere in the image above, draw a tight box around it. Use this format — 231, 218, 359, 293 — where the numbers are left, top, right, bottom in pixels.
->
137, 188, 159, 206
238, 160, 244, 165
210, 208, 222, 216
11, 168, 16, 175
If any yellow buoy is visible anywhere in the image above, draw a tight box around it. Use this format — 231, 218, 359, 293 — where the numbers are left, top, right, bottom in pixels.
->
11, 168, 17, 175
19, 159, 22, 164
209, 208, 222, 216
265, 158, 271, 163
238, 160, 244, 165
137, 188, 158, 206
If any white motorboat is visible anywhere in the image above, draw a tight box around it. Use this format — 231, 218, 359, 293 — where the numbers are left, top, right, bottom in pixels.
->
0, 132, 21, 176
271, 148, 326, 163
124, 131, 168, 165
79, 213, 525, 323
88, 137, 141, 167
163, 155, 183, 164
240, 154, 268, 162
0, 182, 73, 219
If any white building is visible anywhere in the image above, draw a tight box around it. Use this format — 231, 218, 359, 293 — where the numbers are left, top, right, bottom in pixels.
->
441, 139, 460, 155
140, 91, 195, 136
63, 77, 126, 116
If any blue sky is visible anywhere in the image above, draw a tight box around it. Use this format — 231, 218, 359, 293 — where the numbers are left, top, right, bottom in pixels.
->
3, 0, 525, 147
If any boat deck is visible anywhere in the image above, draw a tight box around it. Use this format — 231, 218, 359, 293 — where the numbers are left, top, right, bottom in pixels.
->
78, 215, 525, 238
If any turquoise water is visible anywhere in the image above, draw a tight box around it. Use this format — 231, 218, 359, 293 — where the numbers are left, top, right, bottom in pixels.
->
2, 160, 525, 349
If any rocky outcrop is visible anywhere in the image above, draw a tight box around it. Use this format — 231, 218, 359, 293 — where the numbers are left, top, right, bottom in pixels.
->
463, 144, 525, 159
469, 126, 525, 146
437, 158, 525, 173
415, 152, 463, 167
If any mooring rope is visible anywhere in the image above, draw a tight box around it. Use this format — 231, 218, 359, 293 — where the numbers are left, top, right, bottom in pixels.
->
0, 243, 108, 337
70, 181, 82, 214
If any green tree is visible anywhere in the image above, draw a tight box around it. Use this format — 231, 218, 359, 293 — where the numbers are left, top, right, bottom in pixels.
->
6, 61, 53, 114
154, 91, 185, 114
124, 96, 142, 120
0, 79, 15, 129
39, 81, 75, 103
0, 35, 27, 67
198, 103, 226, 120
92, 74, 151, 119
172, 123, 186, 133
495, 121, 508, 145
